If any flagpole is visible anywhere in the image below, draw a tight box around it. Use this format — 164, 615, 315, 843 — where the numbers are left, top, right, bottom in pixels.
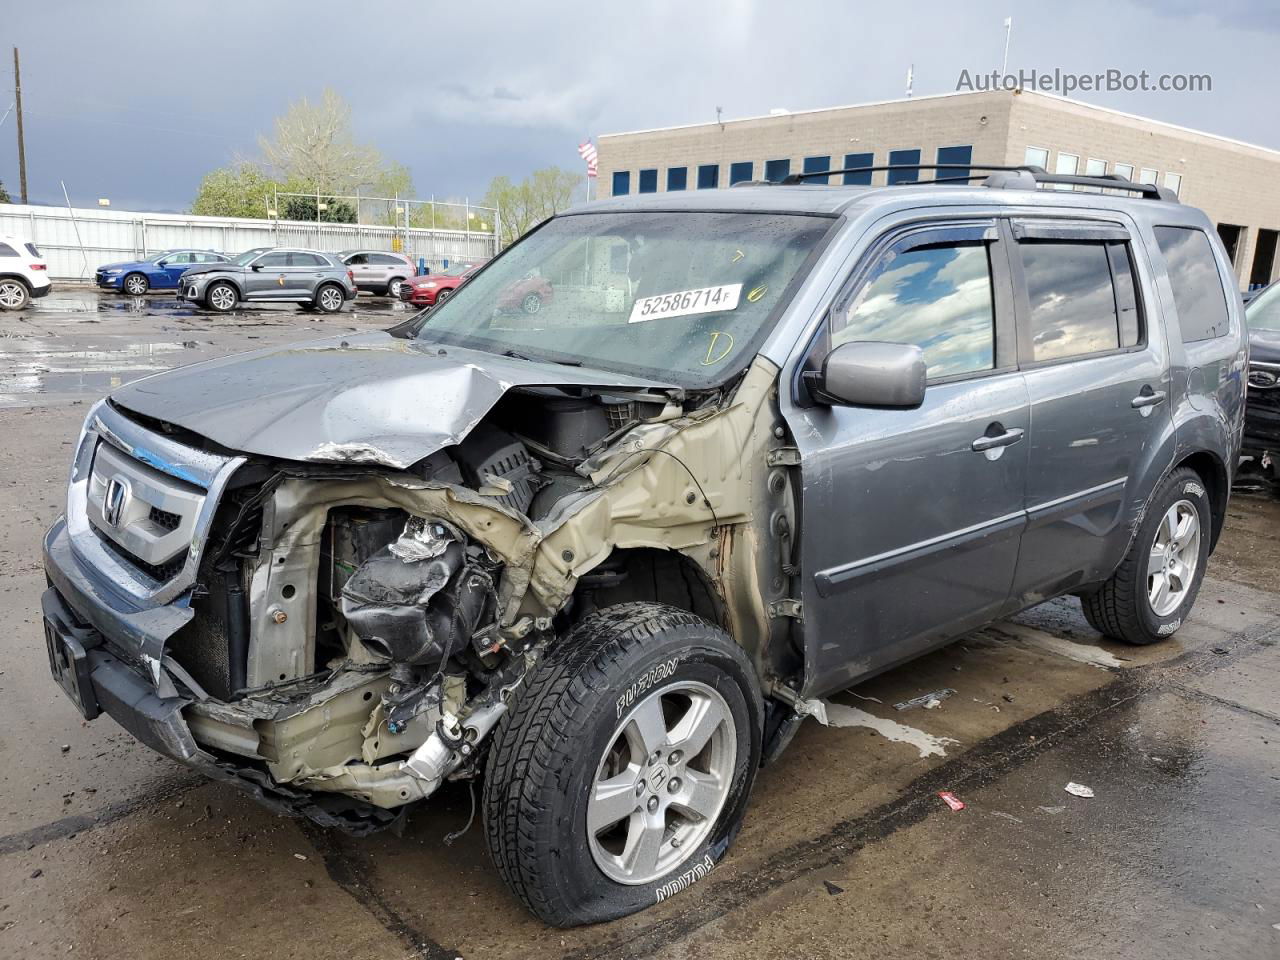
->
1001, 17, 1012, 79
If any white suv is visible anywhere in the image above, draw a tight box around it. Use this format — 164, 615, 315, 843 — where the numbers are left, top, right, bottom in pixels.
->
0, 234, 51, 309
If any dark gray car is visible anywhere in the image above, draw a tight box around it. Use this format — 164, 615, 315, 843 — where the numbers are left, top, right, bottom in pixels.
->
40, 166, 1245, 926
177, 247, 357, 313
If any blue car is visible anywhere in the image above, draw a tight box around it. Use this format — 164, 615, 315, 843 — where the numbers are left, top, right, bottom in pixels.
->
95, 249, 230, 295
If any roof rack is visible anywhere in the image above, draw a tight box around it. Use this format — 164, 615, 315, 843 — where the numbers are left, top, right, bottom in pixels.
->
776, 163, 1178, 201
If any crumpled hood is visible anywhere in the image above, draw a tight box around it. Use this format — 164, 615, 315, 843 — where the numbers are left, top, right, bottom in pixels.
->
179, 262, 241, 279
109, 332, 675, 469
1249, 328, 1280, 365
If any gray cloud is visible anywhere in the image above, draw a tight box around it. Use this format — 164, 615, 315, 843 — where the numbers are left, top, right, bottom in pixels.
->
3, 0, 1274, 211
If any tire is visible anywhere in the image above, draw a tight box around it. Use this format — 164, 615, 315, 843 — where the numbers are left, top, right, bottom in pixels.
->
1080, 467, 1211, 645
484, 602, 762, 927
122, 272, 149, 296
206, 281, 237, 313
315, 283, 344, 314
387, 277, 406, 298
435, 288, 452, 305
521, 293, 542, 315
0, 278, 29, 310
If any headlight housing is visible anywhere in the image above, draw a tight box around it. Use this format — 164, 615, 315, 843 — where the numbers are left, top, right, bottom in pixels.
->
105, 268, 122, 274
419, 282, 438, 289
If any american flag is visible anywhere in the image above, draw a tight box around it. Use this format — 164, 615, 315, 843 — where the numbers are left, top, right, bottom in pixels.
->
578, 139, 598, 178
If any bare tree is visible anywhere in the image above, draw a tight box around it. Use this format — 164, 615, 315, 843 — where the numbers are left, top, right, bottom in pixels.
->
482, 167, 583, 246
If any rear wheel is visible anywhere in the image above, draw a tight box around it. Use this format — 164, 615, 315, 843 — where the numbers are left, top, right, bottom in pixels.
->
123, 272, 149, 295
1081, 467, 1211, 644
387, 277, 406, 298
0, 278, 29, 310
521, 292, 542, 314
315, 283, 344, 313
484, 602, 761, 927
205, 282, 237, 313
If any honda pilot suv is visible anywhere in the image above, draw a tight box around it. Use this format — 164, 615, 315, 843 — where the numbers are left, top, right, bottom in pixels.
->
41, 166, 1245, 927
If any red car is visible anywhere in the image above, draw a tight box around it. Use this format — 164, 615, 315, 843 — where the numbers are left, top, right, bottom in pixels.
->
400, 260, 554, 314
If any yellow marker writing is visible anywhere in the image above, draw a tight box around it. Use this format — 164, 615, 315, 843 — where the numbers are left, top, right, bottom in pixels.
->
747, 284, 767, 302
702, 331, 734, 365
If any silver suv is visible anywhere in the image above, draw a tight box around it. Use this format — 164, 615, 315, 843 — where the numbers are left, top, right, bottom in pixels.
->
339, 249, 417, 298
177, 247, 357, 313
40, 165, 1245, 927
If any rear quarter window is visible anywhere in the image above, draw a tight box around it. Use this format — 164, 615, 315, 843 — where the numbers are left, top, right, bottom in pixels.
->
1153, 226, 1231, 342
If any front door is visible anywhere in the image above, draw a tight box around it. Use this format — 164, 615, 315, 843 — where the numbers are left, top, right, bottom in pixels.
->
159, 252, 193, 286
1004, 218, 1174, 605
787, 220, 1029, 697
244, 251, 293, 299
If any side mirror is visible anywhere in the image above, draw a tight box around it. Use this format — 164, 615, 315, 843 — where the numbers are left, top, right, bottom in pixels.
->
155, 259, 169, 267
250, 264, 263, 272
805, 341, 926, 408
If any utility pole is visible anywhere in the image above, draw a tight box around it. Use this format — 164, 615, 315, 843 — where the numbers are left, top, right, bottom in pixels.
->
13, 47, 28, 204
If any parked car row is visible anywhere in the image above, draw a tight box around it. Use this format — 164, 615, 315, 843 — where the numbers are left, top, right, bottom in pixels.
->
399, 258, 556, 314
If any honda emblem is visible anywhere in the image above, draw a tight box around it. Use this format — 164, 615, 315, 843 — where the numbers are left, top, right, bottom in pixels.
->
103, 476, 131, 528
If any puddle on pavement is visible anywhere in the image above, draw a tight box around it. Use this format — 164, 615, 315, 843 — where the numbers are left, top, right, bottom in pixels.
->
0, 340, 204, 404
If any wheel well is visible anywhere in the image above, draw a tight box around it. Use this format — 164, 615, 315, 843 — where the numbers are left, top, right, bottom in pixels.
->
1174, 451, 1229, 550
207, 277, 241, 297
0, 273, 32, 290
570, 548, 726, 630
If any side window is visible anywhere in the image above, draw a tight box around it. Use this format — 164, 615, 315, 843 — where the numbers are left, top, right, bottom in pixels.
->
1153, 226, 1230, 342
1020, 241, 1127, 362
256, 252, 289, 268
346, 253, 368, 265
0, 243, 17, 257
168, 252, 192, 264
833, 241, 996, 379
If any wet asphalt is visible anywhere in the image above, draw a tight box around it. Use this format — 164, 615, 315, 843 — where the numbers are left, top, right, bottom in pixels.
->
1, 287, 1278, 959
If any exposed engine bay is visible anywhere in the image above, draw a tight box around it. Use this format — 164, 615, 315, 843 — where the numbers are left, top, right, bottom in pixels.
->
135, 359, 800, 831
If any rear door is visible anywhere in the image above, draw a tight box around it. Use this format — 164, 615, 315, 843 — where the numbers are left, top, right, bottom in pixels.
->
791, 220, 1030, 694
345, 253, 374, 288
1006, 218, 1174, 605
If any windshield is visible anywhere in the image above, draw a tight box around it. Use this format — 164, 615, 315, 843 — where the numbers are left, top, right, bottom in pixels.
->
414, 211, 831, 386
437, 262, 479, 277
1248, 283, 1280, 332
232, 247, 270, 266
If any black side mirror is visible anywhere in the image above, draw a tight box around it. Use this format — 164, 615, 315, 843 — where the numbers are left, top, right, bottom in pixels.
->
804, 341, 926, 408
250, 264, 262, 272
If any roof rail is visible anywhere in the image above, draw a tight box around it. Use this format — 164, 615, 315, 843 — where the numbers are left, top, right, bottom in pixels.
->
778, 163, 1178, 201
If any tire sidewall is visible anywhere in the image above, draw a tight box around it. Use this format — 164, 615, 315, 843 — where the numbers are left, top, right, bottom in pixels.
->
1135, 472, 1211, 639
544, 636, 760, 924
206, 282, 235, 312
0, 279, 29, 310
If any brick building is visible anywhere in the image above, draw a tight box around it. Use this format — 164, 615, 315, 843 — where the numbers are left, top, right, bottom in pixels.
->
596, 90, 1280, 289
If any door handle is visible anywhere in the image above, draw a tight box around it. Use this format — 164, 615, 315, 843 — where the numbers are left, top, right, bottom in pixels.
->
1131, 390, 1166, 409
971, 427, 1025, 452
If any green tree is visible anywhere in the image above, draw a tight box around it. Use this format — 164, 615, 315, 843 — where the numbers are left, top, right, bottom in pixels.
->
191, 163, 279, 218
0, 179, 10, 204
482, 167, 583, 246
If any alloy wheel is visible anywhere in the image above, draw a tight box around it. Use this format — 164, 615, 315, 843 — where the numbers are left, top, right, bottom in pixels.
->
0, 280, 27, 309
319, 287, 343, 311
1148, 499, 1201, 617
124, 275, 148, 295
587, 681, 735, 886
209, 286, 236, 311
522, 293, 542, 314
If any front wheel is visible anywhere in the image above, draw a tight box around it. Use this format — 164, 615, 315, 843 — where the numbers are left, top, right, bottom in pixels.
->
122, 272, 149, 296
521, 292, 542, 314
205, 281, 237, 313
1081, 467, 1211, 644
0, 278, 29, 310
484, 603, 761, 927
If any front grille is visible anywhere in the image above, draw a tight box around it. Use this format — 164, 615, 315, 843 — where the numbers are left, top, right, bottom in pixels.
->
94, 528, 189, 583
149, 506, 182, 531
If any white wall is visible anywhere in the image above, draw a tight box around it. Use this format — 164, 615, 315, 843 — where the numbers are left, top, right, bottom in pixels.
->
0, 204, 499, 279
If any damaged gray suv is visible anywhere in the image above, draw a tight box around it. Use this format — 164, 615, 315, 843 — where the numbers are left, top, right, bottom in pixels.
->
42, 164, 1245, 926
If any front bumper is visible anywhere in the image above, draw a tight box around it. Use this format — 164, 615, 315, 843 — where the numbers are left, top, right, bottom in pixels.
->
401, 286, 437, 306
41, 518, 398, 834
95, 271, 122, 290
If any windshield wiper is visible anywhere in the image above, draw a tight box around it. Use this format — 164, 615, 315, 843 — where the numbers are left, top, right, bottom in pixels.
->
502, 350, 582, 367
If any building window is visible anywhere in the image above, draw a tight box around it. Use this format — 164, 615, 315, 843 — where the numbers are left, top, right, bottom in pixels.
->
887, 148, 921, 184
1139, 168, 1158, 185
729, 161, 754, 185
612, 171, 630, 196
1252, 228, 1279, 287
803, 155, 831, 184
1024, 146, 1050, 169
638, 169, 658, 193
1053, 152, 1079, 191
1113, 162, 1135, 181
1085, 158, 1107, 177
935, 145, 972, 183
697, 164, 719, 189
1162, 172, 1182, 196
843, 152, 874, 185
765, 158, 791, 183
667, 167, 688, 191
1217, 223, 1243, 265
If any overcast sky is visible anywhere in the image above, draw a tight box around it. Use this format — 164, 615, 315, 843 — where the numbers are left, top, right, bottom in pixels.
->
3, 0, 1276, 211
